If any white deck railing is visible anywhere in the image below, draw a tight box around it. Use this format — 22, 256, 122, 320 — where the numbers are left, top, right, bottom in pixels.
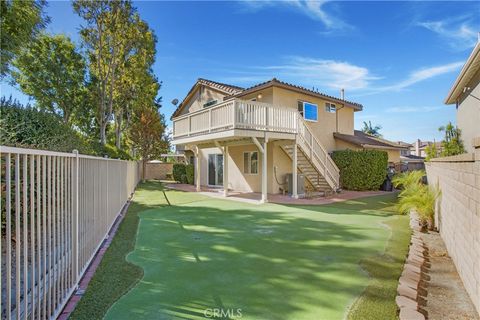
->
173, 99, 298, 138
0, 146, 141, 320
172, 99, 340, 190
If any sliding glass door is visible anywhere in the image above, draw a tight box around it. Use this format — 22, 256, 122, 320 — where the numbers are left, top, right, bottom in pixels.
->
208, 154, 223, 186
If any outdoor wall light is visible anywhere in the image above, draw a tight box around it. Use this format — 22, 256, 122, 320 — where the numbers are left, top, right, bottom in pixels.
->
257, 93, 263, 99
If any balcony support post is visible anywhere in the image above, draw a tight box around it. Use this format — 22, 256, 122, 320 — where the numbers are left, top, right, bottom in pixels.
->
194, 146, 201, 192
223, 146, 229, 197
261, 138, 268, 203
292, 142, 298, 199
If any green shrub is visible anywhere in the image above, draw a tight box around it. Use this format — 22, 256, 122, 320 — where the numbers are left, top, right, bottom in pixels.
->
0, 97, 92, 154
172, 163, 186, 182
89, 142, 132, 160
185, 164, 194, 184
0, 97, 132, 160
180, 174, 188, 184
332, 149, 388, 191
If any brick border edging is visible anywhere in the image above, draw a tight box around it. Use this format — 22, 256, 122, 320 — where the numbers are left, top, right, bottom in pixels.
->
395, 211, 430, 320
57, 200, 132, 320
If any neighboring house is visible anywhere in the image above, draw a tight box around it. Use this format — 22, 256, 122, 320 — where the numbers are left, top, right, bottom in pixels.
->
396, 141, 413, 156
171, 78, 405, 202
445, 40, 480, 153
410, 139, 442, 158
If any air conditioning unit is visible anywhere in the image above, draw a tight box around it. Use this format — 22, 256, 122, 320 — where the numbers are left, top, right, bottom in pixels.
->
286, 173, 305, 196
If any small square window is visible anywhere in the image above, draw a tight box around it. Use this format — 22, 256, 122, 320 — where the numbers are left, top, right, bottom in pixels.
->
325, 102, 336, 113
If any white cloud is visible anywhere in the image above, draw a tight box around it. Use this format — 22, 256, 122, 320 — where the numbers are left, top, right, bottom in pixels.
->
417, 16, 478, 51
263, 57, 378, 90
349, 61, 464, 97
380, 62, 464, 91
220, 58, 462, 99
240, 0, 351, 31
386, 106, 444, 113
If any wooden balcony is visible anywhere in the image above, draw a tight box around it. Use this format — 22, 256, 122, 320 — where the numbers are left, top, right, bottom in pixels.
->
172, 99, 298, 145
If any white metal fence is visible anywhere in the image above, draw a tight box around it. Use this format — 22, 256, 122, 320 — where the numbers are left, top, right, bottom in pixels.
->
0, 146, 141, 320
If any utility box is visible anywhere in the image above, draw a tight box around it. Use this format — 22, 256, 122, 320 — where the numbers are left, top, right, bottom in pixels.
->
286, 173, 305, 196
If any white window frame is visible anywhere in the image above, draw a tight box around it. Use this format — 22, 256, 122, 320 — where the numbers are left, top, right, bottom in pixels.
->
298, 101, 318, 122
243, 151, 259, 175
325, 102, 336, 113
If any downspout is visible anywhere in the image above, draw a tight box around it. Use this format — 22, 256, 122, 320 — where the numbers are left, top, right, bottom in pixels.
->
336, 88, 346, 133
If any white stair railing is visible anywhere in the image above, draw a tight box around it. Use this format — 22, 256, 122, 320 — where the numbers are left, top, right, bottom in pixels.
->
296, 114, 340, 190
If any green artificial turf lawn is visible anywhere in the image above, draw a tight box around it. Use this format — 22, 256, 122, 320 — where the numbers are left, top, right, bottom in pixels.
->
80, 181, 409, 320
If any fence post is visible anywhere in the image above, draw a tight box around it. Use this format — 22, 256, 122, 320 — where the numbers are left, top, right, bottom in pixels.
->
72, 149, 79, 285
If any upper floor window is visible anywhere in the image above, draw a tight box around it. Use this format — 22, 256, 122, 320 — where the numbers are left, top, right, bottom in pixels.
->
325, 102, 336, 113
297, 101, 318, 122
203, 99, 217, 108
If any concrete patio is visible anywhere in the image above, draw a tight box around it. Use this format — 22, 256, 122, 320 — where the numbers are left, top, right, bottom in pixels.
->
165, 183, 392, 205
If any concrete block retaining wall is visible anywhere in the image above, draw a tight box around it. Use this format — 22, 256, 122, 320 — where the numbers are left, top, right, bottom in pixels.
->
425, 139, 480, 315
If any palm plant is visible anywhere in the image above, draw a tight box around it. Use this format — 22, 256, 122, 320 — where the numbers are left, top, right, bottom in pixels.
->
362, 121, 382, 137
393, 171, 440, 230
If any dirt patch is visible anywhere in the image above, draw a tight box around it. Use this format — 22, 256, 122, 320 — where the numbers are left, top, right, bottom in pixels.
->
421, 230, 479, 320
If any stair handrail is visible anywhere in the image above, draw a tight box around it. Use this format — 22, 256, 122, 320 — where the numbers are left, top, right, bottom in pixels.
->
296, 113, 340, 189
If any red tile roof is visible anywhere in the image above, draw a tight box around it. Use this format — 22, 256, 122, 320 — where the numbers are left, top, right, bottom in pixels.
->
171, 77, 364, 119
230, 78, 363, 110
171, 78, 244, 118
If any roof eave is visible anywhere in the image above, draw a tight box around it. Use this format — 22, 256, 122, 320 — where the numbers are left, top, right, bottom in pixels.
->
444, 41, 480, 105
231, 79, 364, 110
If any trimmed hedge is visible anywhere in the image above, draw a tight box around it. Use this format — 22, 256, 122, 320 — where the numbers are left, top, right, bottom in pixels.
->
0, 97, 92, 154
0, 97, 131, 159
185, 164, 194, 185
172, 163, 186, 182
332, 149, 388, 191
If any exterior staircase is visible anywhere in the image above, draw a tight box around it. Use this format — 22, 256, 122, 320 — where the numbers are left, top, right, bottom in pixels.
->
280, 114, 341, 195
281, 144, 333, 193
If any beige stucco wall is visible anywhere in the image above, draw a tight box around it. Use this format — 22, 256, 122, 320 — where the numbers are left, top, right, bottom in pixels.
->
197, 145, 265, 192
270, 87, 355, 152
240, 86, 356, 152
239, 87, 274, 104
195, 142, 300, 194
178, 86, 228, 116
457, 69, 480, 154
425, 144, 480, 314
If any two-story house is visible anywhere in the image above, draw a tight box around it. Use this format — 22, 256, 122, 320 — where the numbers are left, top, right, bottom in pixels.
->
171, 78, 405, 202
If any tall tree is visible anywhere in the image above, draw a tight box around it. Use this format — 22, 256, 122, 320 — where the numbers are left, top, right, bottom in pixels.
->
128, 105, 169, 181
12, 33, 86, 123
0, 0, 48, 78
112, 16, 159, 149
74, 0, 155, 146
362, 121, 382, 138
439, 122, 465, 157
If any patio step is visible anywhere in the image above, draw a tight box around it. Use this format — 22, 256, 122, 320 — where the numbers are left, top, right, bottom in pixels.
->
281, 144, 334, 194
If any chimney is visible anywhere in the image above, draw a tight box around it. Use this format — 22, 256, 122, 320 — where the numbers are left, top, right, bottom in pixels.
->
340, 88, 345, 100
415, 139, 420, 156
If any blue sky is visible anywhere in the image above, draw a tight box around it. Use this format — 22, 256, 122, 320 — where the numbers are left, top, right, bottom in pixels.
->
1, 1, 479, 143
